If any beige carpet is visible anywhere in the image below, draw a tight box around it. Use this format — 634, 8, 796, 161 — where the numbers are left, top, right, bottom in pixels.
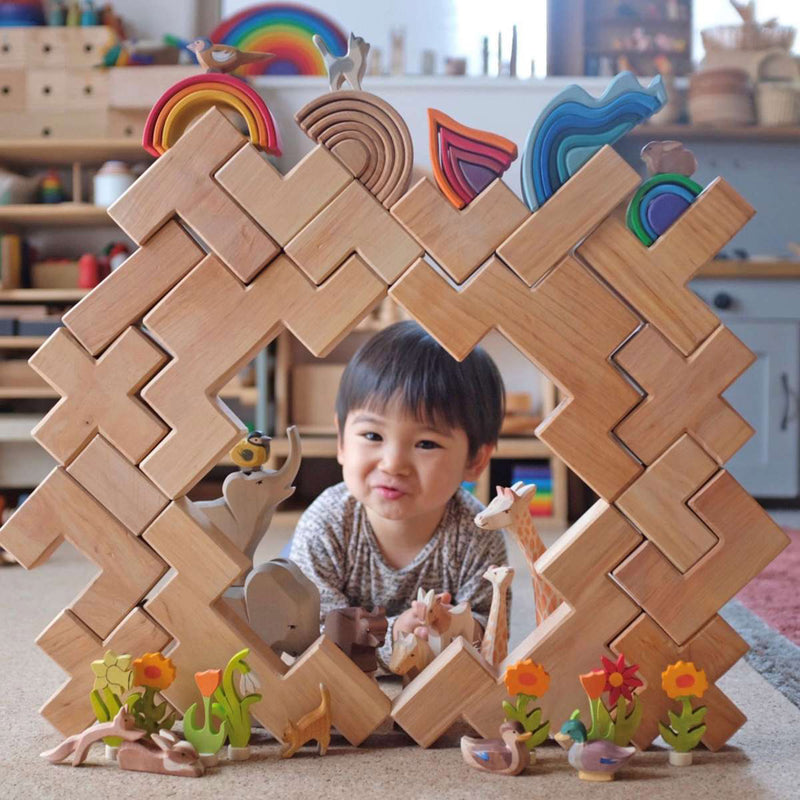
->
3, 535, 799, 800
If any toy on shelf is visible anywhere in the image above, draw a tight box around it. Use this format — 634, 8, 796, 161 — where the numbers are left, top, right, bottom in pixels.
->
118, 729, 205, 778
475, 484, 560, 625
415, 588, 478, 655
39, 171, 65, 204
520, 71, 667, 211
129, 652, 178, 736
555, 717, 636, 782
389, 632, 435, 685
281, 683, 332, 758
658, 661, 708, 766
314, 32, 369, 92
183, 670, 227, 766
41, 707, 145, 766
480, 565, 514, 666
187, 38, 273, 74
213, 649, 262, 760
502, 659, 551, 759
428, 109, 518, 209
89, 649, 135, 759
627, 141, 703, 246
460, 722, 532, 776
324, 606, 388, 673
573, 654, 644, 747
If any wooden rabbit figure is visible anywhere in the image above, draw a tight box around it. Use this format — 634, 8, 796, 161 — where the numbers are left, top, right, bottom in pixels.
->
117, 729, 205, 778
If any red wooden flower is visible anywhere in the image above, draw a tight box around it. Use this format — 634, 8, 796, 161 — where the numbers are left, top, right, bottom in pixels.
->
601, 653, 643, 705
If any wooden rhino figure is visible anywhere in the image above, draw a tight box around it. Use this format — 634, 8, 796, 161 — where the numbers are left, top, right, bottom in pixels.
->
324, 606, 388, 673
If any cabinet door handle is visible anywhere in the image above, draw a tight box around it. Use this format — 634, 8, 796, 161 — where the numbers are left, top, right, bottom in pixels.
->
781, 372, 791, 431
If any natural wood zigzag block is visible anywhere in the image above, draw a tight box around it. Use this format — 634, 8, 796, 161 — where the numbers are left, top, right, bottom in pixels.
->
0, 94, 789, 747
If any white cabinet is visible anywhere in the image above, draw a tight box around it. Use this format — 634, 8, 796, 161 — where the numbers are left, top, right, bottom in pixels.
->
691, 279, 800, 498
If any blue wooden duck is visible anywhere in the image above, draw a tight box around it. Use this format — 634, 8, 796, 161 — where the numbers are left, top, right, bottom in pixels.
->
555, 718, 636, 782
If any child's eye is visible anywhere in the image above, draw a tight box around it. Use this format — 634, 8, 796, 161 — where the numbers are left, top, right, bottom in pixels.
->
362, 431, 382, 442
417, 440, 441, 450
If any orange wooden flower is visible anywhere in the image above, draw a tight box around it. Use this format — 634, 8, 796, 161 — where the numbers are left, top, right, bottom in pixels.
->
504, 659, 550, 697
662, 661, 708, 700
133, 652, 176, 691
195, 669, 222, 698
579, 669, 606, 700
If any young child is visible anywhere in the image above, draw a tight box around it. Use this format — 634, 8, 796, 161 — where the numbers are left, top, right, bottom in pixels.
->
290, 320, 509, 668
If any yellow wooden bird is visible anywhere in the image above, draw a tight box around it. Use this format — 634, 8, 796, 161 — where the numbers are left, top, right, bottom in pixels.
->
229, 431, 272, 472
187, 38, 273, 74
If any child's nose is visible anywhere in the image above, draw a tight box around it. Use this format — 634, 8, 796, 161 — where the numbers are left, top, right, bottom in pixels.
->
379, 444, 411, 474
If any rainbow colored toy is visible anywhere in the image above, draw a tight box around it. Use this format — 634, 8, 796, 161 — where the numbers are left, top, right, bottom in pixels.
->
428, 109, 518, 210
521, 72, 667, 211
627, 174, 703, 246
209, 2, 348, 76
143, 74, 281, 157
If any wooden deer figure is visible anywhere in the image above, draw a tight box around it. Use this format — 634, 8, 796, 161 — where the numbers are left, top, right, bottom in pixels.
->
474, 483, 560, 625
415, 588, 478, 655
41, 706, 145, 766
389, 632, 436, 684
281, 684, 332, 758
118, 729, 204, 778
481, 565, 514, 666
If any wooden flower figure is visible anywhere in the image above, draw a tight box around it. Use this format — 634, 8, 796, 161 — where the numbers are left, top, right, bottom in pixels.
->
601, 653, 643, 705
133, 651, 177, 690
659, 661, 709, 766
184, 669, 227, 763
129, 652, 178, 736
502, 660, 551, 753
91, 650, 134, 696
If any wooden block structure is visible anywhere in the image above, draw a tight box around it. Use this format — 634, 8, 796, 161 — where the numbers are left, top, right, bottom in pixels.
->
0, 85, 790, 753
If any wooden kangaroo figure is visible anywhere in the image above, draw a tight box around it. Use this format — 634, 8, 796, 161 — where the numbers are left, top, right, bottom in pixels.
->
41, 706, 146, 766
281, 683, 332, 758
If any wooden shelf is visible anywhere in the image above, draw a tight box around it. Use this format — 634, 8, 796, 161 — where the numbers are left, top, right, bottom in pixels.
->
0, 336, 46, 349
0, 203, 113, 228
0, 414, 42, 442
628, 125, 800, 141
0, 289, 87, 302
697, 260, 800, 279
0, 139, 148, 166
0, 387, 56, 399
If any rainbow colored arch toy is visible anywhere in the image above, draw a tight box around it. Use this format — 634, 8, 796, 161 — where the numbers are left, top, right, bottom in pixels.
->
143, 74, 281, 157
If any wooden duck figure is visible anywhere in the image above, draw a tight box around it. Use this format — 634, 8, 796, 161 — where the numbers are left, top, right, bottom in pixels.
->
187, 38, 273, 74
554, 719, 636, 782
460, 722, 532, 775
229, 431, 271, 472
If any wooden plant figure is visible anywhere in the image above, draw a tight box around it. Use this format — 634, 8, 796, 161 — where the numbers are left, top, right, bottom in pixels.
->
480, 565, 514, 665
213, 648, 262, 761
187, 38, 273, 74
460, 722, 532, 775
118, 729, 205, 778
41, 706, 145, 766
415, 588, 477, 655
324, 606, 388, 673
555, 718, 636, 782
659, 661, 709, 766
129, 652, 178, 736
574, 654, 644, 747
474, 483, 560, 625
502, 660, 551, 759
313, 32, 370, 92
89, 649, 135, 759
389, 632, 436, 685
183, 670, 227, 766
281, 683, 332, 758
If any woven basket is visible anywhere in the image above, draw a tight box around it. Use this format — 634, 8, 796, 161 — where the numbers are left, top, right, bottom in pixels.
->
756, 82, 800, 125
702, 22, 795, 52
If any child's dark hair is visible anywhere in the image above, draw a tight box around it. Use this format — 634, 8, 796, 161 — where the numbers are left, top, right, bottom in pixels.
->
336, 321, 505, 459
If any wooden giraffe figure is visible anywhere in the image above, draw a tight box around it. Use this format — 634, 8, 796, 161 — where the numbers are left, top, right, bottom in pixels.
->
474, 482, 560, 625
480, 564, 514, 666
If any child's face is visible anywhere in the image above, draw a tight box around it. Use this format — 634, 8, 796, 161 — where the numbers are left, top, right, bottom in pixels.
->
337, 400, 489, 524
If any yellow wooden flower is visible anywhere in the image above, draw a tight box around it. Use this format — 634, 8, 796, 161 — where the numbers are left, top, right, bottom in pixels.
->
504, 659, 550, 698
91, 650, 133, 695
662, 661, 708, 699
133, 652, 176, 691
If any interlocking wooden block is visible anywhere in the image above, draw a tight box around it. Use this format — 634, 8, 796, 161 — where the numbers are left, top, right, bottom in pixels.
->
611, 613, 748, 751
577, 178, 754, 355
285, 180, 423, 284
497, 146, 640, 286
62, 220, 204, 356
216, 143, 352, 246
144, 499, 391, 745
141, 253, 385, 498
67, 435, 168, 535
391, 177, 529, 283
616, 434, 719, 572
37, 608, 170, 736
614, 324, 755, 466
29, 327, 168, 466
391, 255, 641, 500
614, 470, 790, 644
108, 108, 279, 284
0, 468, 166, 638
392, 500, 642, 745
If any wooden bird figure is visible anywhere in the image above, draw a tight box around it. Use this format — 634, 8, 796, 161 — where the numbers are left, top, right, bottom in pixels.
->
187, 38, 273, 74
460, 722, 532, 775
229, 431, 271, 472
554, 719, 636, 782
